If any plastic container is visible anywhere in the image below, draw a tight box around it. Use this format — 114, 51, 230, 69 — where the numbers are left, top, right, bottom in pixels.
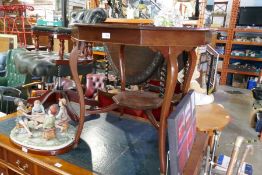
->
256, 112, 262, 133
247, 79, 257, 90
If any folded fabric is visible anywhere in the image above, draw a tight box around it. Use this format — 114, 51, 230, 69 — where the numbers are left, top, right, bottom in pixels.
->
70, 8, 107, 25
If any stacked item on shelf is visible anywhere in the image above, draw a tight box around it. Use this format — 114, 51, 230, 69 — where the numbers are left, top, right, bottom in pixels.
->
228, 63, 260, 73
215, 45, 225, 55
231, 50, 262, 58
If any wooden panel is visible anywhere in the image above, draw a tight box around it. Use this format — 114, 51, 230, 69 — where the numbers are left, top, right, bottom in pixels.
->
105, 18, 153, 24
0, 34, 18, 52
7, 170, 20, 175
0, 38, 10, 52
37, 36, 49, 47
6, 151, 35, 175
183, 132, 208, 175
0, 147, 4, 160
0, 134, 93, 175
72, 24, 211, 47
141, 30, 209, 47
74, 26, 142, 45
37, 166, 60, 175
53, 39, 73, 54
0, 163, 8, 175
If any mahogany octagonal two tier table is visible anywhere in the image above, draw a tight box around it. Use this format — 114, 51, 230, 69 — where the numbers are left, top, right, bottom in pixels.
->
69, 23, 212, 175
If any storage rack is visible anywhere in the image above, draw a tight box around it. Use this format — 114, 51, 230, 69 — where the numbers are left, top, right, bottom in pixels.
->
214, 0, 262, 85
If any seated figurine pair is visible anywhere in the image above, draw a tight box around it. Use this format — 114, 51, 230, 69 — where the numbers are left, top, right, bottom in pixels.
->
15, 98, 69, 140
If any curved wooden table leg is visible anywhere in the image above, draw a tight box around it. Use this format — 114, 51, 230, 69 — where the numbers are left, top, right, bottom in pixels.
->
119, 45, 126, 115
145, 110, 160, 129
182, 49, 197, 95
159, 46, 182, 175
119, 45, 126, 91
69, 42, 85, 147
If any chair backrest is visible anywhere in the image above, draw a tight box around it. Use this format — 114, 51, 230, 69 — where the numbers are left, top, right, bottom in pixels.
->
85, 74, 106, 98
5, 48, 31, 87
0, 52, 7, 76
104, 45, 164, 85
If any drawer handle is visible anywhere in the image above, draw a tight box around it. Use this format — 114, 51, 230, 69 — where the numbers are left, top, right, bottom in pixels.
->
16, 160, 29, 171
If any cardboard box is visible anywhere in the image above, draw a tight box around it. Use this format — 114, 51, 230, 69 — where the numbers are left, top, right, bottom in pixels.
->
0, 34, 17, 52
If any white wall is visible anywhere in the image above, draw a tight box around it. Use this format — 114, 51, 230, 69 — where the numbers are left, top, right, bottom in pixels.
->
225, 0, 262, 27
240, 0, 262, 6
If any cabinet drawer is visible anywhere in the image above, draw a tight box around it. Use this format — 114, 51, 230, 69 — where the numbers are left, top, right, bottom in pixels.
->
6, 151, 34, 175
0, 163, 7, 175
37, 166, 60, 175
0, 147, 4, 160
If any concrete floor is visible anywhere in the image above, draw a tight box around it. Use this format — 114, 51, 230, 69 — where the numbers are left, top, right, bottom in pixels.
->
214, 86, 262, 175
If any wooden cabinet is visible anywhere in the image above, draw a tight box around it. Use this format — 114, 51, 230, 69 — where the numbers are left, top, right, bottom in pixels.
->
6, 151, 34, 175
0, 134, 93, 175
0, 147, 4, 160
0, 163, 8, 175
37, 166, 60, 175
0, 114, 93, 175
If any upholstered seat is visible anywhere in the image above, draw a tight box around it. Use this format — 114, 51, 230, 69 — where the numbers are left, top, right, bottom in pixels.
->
13, 50, 92, 77
31, 26, 72, 35
24, 8, 107, 78
56, 27, 72, 35
31, 26, 57, 33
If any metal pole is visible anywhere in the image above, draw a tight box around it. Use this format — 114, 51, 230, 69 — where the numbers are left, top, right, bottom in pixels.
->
208, 130, 220, 175
61, 0, 68, 27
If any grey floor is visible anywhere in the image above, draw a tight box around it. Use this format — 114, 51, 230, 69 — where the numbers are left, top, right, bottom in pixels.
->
214, 86, 262, 175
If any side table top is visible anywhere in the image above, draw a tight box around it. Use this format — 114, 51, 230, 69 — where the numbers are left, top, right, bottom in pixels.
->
71, 23, 212, 47
196, 103, 230, 132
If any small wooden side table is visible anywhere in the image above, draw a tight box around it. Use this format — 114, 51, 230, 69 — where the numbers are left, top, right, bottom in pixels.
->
196, 103, 231, 146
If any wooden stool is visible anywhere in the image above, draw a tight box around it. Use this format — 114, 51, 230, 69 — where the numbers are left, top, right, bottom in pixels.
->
196, 103, 230, 147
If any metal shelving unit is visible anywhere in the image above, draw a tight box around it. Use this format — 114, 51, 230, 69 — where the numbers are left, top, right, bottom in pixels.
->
213, 0, 262, 85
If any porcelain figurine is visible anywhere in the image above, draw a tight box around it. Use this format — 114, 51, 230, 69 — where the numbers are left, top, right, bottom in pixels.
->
55, 98, 70, 132
10, 100, 76, 153
14, 99, 33, 137
42, 104, 57, 140
15, 98, 29, 115
25, 100, 46, 130
32, 100, 45, 115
